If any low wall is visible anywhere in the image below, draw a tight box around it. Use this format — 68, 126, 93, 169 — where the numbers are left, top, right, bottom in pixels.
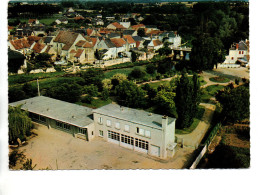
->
190, 145, 207, 169
218, 64, 240, 68
95, 58, 131, 67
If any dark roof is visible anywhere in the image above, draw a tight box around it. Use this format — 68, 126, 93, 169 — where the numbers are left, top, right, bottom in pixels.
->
132, 36, 144, 42
104, 39, 116, 48
145, 25, 157, 29
43, 36, 53, 44
107, 32, 120, 39
230, 40, 248, 51
123, 30, 136, 35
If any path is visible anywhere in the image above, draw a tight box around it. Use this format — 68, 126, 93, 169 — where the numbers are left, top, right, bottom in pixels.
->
176, 103, 216, 148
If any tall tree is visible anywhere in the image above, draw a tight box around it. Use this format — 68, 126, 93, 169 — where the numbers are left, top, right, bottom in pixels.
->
8, 105, 32, 143
175, 74, 194, 128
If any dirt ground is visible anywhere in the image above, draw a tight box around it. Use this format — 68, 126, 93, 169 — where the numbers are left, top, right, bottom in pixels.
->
11, 124, 196, 170
224, 133, 250, 148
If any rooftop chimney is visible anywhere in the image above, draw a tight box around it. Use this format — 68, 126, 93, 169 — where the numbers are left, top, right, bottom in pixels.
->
236, 43, 239, 50
162, 115, 168, 131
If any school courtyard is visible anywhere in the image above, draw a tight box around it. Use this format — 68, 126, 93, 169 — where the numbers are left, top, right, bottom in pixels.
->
12, 123, 195, 170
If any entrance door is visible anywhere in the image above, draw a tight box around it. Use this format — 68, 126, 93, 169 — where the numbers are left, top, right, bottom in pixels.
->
150, 145, 160, 157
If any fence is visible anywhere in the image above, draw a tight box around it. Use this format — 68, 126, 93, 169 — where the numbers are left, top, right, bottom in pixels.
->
189, 123, 221, 169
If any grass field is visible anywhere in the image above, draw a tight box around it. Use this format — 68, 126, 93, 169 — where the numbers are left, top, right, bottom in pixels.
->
146, 80, 170, 89
201, 85, 225, 103
175, 105, 205, 134
104, 66, 146, 79
9, 72, 66, 86
209, 76, 230, 83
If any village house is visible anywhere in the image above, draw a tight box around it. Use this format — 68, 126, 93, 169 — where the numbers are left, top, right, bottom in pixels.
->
96, 38, 117, 60
110, 38, 128, 56
28, 19, 40, 26
107, 22, 126, 31
55, 18, 68, 25
10, 96, 177, 159
223, 40, 249, 65
123, 35, 136, 50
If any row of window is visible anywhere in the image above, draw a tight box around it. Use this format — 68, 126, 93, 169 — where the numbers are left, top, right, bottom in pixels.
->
108, 130, 149, 150
98, 117, 130, 132
29, 113, 46, 123
98, 117, 151, 138
56, 121, 70, 130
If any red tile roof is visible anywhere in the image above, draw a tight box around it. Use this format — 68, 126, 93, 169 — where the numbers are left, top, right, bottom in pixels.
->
153, 40, 162, 46
74, 49, 84, 58
86, 29, 93, 36
76, 40, 86, 47
110, 22, 126, 29
28, 19, 37, 24
131, 24, 145, 30
70, 49, 77, 53
110, 38, 126, 48
74, 16, 84, 20
136, 41, 141, 48
83, 41, 93, 48
90, 37, 98, 46
8, 26, 14, 31
27, 36, 41, 46
32, 42, 45, 53
123, 35, 135, 44
54, 31, 81, 51
10, 38, 30, 50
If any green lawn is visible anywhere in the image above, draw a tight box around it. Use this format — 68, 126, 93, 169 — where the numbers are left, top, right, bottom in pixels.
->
76, 98, 112, 109
9, 72, 66, 87
145, 80, 170, 89
104, 66, 146, 79
175, 105, 205, 134
209, 76, 230, 83
201, 85, 225, 103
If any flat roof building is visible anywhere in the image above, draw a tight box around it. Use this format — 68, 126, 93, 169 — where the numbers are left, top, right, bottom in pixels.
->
10, 96, 177, 159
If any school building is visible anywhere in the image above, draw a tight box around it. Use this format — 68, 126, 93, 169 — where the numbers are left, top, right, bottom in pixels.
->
10, 96, 177, 159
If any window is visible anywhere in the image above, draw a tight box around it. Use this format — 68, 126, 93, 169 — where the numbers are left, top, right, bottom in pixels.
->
136, 127, 139, 134
98, 117, 103, 124
121, 134, 134, 145
108, 130, 120, 141
63, 124, 70, 130
99, 130, 104, 137
56, 121, 63, 128
239, 51, 241, 54
139, 128, 144, 136
92, 131, 94, 135
79, 128, 87, 135
39, 116, 46, 123
231, 57, 234, 60
145, 130, 151, 138
135, 138, 149, 150
106, 120, 111, 127
242, 51, 244, 54
115, 122, 120, 129
124, 125, 130, 132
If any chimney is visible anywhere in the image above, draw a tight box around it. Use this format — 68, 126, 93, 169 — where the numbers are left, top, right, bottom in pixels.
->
162, 115, 168, 131
236, 43, 239, 50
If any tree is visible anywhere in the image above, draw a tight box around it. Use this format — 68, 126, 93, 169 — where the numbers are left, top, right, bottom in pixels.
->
8, 105, 32, 144
8, 48, 25, 73
84, 84, 98, 97
216, 85, 249, 123
111, 73, 127, 89
137, 28, 145, 37
175, 74, 195, 128
131, 51, 137, 62
101, 88, 109, 101
22, 83, 37, 98
115, 80, 147, 108
157, 58, 173, 74
81, 68, 104, 89
22, 159, 37, 170
192, 73, 201, 114
146, 63, 157, 74
128, 67, 146, 80
46, 83, 82, 103
154, 90, 178, 118
102, 79, 113, 90
190, 33, 225, 72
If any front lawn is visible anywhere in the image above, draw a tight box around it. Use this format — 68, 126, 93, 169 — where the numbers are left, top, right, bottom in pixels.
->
175, 105, 205, 134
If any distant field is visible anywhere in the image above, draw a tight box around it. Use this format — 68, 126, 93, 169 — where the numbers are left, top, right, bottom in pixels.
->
104, 66, 146, 79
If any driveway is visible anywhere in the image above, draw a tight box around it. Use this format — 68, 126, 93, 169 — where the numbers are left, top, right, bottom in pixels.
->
12, 124, 195, 170
176, 103, 216, 148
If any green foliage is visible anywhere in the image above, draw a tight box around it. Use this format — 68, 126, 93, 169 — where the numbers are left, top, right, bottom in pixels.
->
175, 73, 200, 128
84, 84, 98, 97
131, 51, 137, 63
81, 68, 104, 89
146, 63, 157, 74
22, 159, 37, 170
9, 149, 26, 169
157, 46, 172, 56
8, 105, 32, 143
128, 67, 146, 80
46, 82, 82, 103
153, 90, 177, 118
8, 49, 25, 73
137, 28, 145, 37
209, 76, 230, 83
9, 86, 26, 103
157, 58, 173, 74
101, 88, 109, 101
115, 80, 147, 108
216, 85, 249, 123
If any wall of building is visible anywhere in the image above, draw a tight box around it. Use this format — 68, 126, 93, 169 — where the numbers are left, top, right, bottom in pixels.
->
93, 112, 168, 158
